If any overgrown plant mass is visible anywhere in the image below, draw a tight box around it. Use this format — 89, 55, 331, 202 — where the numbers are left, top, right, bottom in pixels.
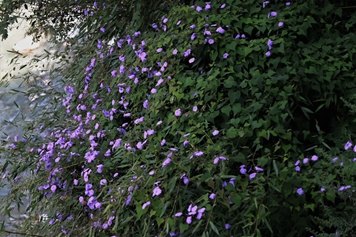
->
1, 0, 356, 236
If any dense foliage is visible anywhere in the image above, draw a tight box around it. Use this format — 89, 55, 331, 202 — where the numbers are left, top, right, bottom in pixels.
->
1, 0, 356, 236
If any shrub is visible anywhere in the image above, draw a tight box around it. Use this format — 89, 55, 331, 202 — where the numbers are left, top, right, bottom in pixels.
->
1, 0, 356, 236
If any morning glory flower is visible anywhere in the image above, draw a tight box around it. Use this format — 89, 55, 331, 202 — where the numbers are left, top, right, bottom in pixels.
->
270, 11, 277, 17
208, 39, 214, 44
321, 187, 325, 192
191, 33, 196, 41
189, 58, 195, 63
223, 53, 229, 59
267, 39, 274, 50
296, 188, 304, 195
186, 216, 192, 224
266, 51, 271, 57
303, 158, 309, 164
189, 24, 195, 29
295, 166, 300, 172
184, 49, 191, 57
262, 1, 269, 8
240, 165, 247, 174
249, 173, 256, 180
175, 109, 182, 116
212, 130, 219, 136
344, 141, 352, 150
172, 49, 178, 55
278, 22, 284, 27
142, 201, 151, 209
100, 27, 105, 32
332, 157, 338, 163
175, 212, 183, 217
225, 223, 231, 229
286, 2, 291, 6
216, 27, 225, 34
196, 6, 202, 12
143, 100, 149, 109
162, 158, 171, 167
221, 3, 226, 8
152, 186, 162, 197
209, 193, 216, 199
311, 155, 318, 161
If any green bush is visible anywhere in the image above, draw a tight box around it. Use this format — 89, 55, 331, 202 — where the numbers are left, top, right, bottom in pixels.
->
1, 0, 356, 236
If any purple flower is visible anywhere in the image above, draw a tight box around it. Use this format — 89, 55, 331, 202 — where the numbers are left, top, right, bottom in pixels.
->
216, 27, 225, 34
225, 223, 231, 229
221, 3, 226, 8
175, 109, 182, 116
137, 141, 144, 150
255, 166, 263, 172
267, 39, 274, 50
295, 166, 300, 172
152, 186, 162, 197
321, 187, 325, 192
208, 39, 214, 44
184, 49, 191, 57
205, 2, 211, 10
332, 157, 338, 163
240, 165, 247, 174
311, 155, 318, 161
51, 185, 57, 193
270, 11, 277, 17
213, 157, 220, 164
286, 2, 291, 6
176, 20, 181, 25
249, 173, 256, 180
157, 48, 163, 53
303, 158, 309, 164
186, 216, 192, 224
189, 24, 195, 29
223, 53, 229, 59
263, 1, 269, 8
100, 179, 107, 185
204, 29, 211, 35
295, 160, 300, 166
162, 158, 171, 167
212, 130, 219, 136
209, 193, 216, 199
100, 27, 105, 32
235, 34, 240, 39
161, 139, 166, 146
196, 208, 205, 219
143, 100, 149, 109
96, 165, 104, 174
183, 140, 189, 147
346, 141, 354, 150
191, 33, 196, 41
142, 201, 151, 209
196, 6, 202, 12
266, 51, 271, 57
189, 58, 195, 63
182, 176, 189, 185
175, 212, 183, 217
296, 188, 304, 195
278, 22, 284, 27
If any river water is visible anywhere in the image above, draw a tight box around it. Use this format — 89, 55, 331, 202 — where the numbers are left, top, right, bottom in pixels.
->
0, 7, 66, 235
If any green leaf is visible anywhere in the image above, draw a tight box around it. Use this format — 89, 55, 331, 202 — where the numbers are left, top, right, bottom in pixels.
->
179, 223, 189, 233
209, 221, 220, 236
272, 160, 279, 177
